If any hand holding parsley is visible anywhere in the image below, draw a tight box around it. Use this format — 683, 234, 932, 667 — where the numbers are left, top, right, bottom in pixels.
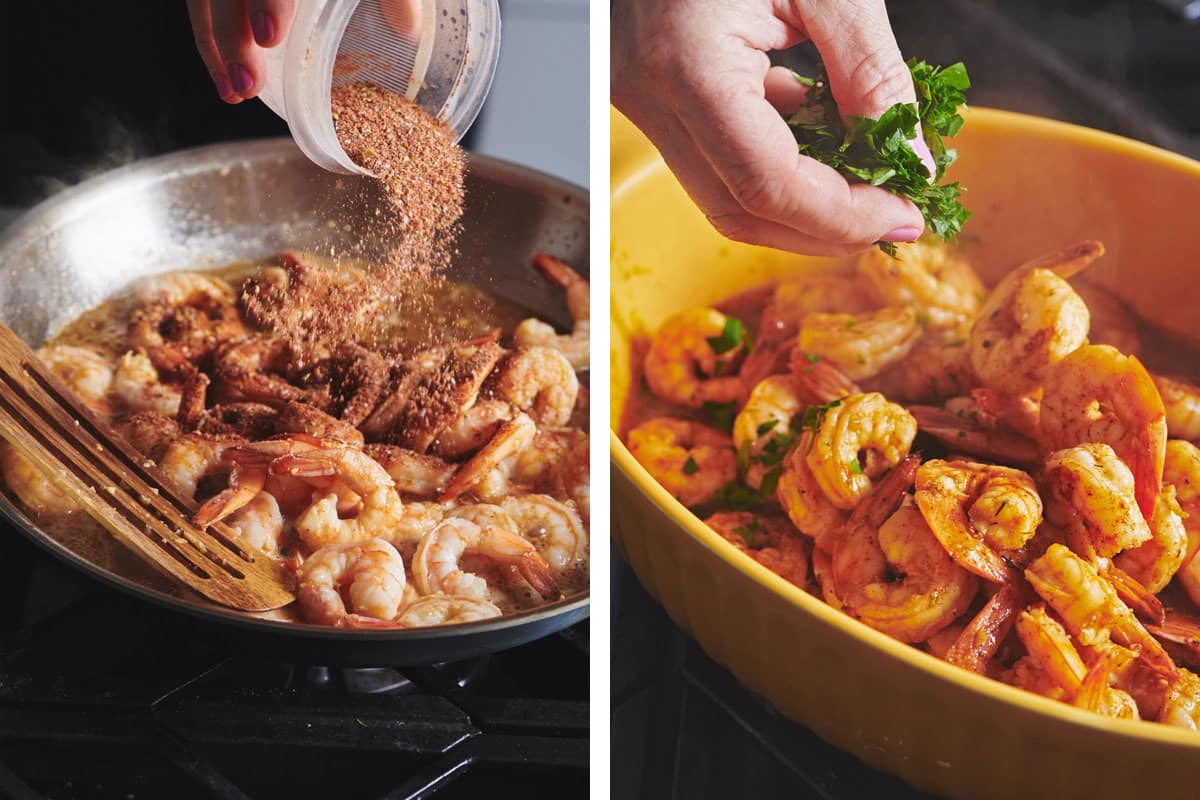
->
787, 58, 972, 255
612, 0, 935, 256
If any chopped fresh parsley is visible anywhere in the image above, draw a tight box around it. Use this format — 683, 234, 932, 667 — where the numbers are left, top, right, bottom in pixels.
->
803, 352, 823, 364
786, 58, 972, 255
756, 419, 780, 436
800, 399, 842, 454
850, 459, 863, 475
702, 400, 739, 432
713, 481, 767, 511
706, 316, 745, 355
759, 465, 782, 496
683, 456, 700, 475
733, 517, 765, 547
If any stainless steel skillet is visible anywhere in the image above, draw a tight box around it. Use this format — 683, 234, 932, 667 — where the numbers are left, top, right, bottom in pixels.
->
0, 138, 589, 665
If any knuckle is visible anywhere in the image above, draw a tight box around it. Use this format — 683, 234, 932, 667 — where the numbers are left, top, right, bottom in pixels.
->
848, 49, 913, 115
728, 168, 787, 221
707, 212, 759, 245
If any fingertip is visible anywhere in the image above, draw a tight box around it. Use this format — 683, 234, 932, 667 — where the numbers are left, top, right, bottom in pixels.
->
763, 66, 810, 115
211, 71, 236, 102
910, 132, 938, 180
251, 10, 277, 46
228, 63, 255, 95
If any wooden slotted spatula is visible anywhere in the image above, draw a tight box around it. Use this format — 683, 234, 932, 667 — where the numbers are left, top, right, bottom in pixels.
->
0, 320, 294, 611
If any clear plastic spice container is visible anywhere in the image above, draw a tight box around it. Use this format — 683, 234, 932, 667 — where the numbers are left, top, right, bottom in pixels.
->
257, 0, 500, 175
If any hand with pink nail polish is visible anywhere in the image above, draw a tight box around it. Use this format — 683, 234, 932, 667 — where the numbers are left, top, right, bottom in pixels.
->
186, 0, 297, 104
187, 1, 424, 105
612, 0, 930, 256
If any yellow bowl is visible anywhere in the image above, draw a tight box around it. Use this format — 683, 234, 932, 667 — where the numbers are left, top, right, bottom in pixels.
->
610, 105, 1200, 798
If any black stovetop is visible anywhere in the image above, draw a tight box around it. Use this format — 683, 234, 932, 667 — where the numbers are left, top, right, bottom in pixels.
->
0, 531, 588, 800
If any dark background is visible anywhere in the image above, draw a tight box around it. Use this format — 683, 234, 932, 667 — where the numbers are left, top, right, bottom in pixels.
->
0, 3, 289, 206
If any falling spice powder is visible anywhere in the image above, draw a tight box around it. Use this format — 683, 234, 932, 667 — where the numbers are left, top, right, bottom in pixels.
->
331, 81, 466, 276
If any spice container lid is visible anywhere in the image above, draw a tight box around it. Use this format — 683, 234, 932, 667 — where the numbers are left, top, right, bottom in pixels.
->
257, 0, 501, 175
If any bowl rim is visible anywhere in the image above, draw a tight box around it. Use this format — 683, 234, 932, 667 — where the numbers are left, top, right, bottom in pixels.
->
609, 104, 1200, 748
0, 136, 590, 641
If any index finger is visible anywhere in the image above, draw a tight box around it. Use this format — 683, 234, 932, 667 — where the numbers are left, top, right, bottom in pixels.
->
665, 45, 923, 245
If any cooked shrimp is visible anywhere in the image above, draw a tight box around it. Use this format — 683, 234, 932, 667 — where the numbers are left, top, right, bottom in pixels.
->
1073, 282, 1141, 356
114, 410, 182, 462
500, 494, 588, 574
704, 512, 809, 587
626, 417, 737, 508
111, 350, 183, 417
35, 345, 114, 413
0, 443, 80, 515
491, 346, 579, 428
127, 290, 245, 375
225, 492, 285, 555
389, 501, 447, 549
1025, 543, 1176, 677
412, 517, 558, 601
866, 336, 977, 405
831, 459, 978, 643
766, 273, 876, 330
215, 335, 313, 407
1042, 443, 1153, 560
777, 438, 847, 553
1040, 345, 1167, 518
274, 401, 364, 447
448, 503, 519, 534
805, 392, 917, 510
557, 437, 590, 523
433, 399, 513, 459
131, 271, 234, 308
857, 240, 985, 331
1160, 669, 1200, 730
1014, 604, 1140, 719
296, 539, 407, 627
643, 307, 745, 408
969, 267, 1089, 395
158, 433, 240, 500
733, 375, 806, 490
272, 446, 405, 550
914, 459, 1043, 584
944, 584, 1025, 674
1114, 485, 1189, 594
787, 352, 861, 403
798, 307, 920, 382
1163, 440, 1200, 607
809, 544, 843, 610
513, 254, 589, 371
1153, 375, 1200, 443
505, 427, 587, 493
364, 444, 456, 498
397, 594, 502, 627
908, 404, 1040, 467
441, 414, 537, 503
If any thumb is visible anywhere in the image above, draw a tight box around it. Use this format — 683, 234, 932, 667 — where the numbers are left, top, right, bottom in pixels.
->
796, 0, 936, 176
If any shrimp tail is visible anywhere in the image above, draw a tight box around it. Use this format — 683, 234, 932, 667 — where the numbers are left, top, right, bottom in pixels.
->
848, 456, 920, 530
945, 584, 1025, 673
1106, 564, 1166, 626
1022, 240, 1105, 279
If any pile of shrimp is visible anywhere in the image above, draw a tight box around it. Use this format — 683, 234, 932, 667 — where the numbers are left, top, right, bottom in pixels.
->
626, 238, 1200, 730
0, 251, 590, 629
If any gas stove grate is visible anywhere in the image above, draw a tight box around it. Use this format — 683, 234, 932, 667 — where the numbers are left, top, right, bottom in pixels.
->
0, 535, 588, 800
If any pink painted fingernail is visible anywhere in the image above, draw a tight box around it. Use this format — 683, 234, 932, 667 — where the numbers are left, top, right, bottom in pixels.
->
251, 11, 276, 45
212, 71, 234, 100
910, 133, 937, 179
880, 227, 922, 243
229, 63, 253, 94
